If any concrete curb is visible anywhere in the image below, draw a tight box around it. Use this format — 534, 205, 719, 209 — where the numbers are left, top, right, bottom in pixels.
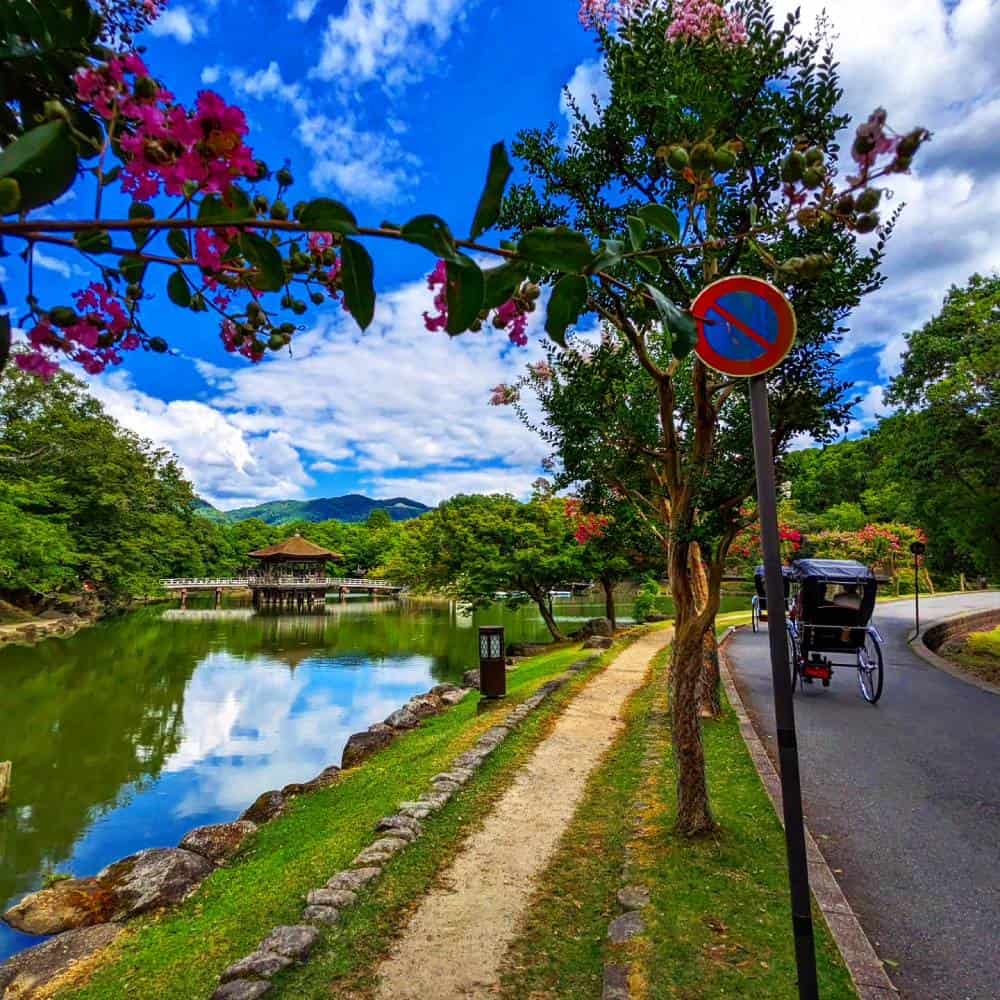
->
718, 626, 898, 999
907, 609, 1000, 697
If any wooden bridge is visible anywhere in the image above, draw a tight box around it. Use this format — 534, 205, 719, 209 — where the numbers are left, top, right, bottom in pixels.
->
161, 577, 402, 593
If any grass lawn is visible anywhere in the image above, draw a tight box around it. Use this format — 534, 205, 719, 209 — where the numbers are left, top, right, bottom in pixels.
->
62, 633, 650, 1000
943, 624, 1000, 686
499, 632, 857, 999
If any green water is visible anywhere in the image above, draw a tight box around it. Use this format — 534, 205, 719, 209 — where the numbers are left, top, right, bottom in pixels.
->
0, 592, 746, 961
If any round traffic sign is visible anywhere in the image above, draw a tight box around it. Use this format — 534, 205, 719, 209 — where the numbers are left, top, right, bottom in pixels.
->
691, 276, 797, 377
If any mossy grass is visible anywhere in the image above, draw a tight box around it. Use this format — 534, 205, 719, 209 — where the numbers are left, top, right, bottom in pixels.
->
944, 624, 1000, 685
64, 630, 656, 1000
499, 638, 857, 999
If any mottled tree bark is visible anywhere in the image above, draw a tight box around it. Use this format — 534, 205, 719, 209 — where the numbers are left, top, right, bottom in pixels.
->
690, 543, 722, 718
529, 588, 566, 641
601, 576, 616, 630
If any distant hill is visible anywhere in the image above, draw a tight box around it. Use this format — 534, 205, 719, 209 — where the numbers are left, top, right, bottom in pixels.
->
195, 494, 432, 526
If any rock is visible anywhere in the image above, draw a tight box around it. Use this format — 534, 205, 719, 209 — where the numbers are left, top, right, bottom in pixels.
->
306, 888, 356, 909
374, 820, 418, 843
384, 707, 420, 730
301, 904, 340, 926
417, 790, 452, 809
430, 777, 461, 794
607, 910, 645, 944
341, 726, 395, 768
240, 790, 285, 825
405, 693, 442, 719
461, 668, 480, 689
376, 814, 422, 838
220, 950, 293, 983
645, 612, 670, 622
98, 847, 213, 919
576, 617, 614, 639
301, 765, 340, 792
2, 877, 116, 935
617, 885, 650, 910
506, 642, 551, 657
438, 688, 468, 706
280, 782, 308, 798
259, 924, 319, 961
179, 821, 257, 865
602, 963, 631, 1000
429, 683, 460, 696
584, 635, 614, 650
212, 979, 272, 1000
0, 924, 122, 995
397, 802, 433, 820
325, 867, 380, 892
352, 837, 407, 866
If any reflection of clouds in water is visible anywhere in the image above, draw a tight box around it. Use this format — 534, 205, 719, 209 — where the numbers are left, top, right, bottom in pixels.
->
161, 650, 435, 818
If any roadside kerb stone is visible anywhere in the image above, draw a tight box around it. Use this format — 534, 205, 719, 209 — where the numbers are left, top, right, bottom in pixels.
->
220, 950, 293, 983
300, 905, 339, 926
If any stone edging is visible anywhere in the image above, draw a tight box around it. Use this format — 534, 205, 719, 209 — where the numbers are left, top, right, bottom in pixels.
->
718, 627, 899, 999
209, 654, 601, 999
909, 608, 1000, 696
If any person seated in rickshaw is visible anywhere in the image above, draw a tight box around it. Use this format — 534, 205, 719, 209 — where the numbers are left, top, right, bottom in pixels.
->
832, 583, 863, 612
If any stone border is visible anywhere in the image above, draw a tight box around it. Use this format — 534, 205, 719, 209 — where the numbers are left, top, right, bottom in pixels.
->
910, 608, 1000, 696
209, 655, 601, 998
718, 627, 898, 999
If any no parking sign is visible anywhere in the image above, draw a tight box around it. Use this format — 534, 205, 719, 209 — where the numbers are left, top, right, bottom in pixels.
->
692, 275, 796, 377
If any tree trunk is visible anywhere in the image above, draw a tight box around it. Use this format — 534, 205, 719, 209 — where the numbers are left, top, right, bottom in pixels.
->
601, 577, 616, 630
689, 542, 722, 718
668, 540, 715, 836
531, 589, 566, 641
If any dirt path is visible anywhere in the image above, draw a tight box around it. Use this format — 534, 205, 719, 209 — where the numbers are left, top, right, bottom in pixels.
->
375, 628, 670, 999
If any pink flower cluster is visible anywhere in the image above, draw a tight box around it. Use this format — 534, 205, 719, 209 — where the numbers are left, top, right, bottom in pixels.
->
423, 260, 449, 332
220, 319, 265, 363
578, 0, 649, 29
489, 383, 519, 406
851, 109, 898, 171
564, 498, 610, 544
528, 360, 553, 382
666, 0, 747, 46
494, 298, 529, 347
422, 261, 530, 346
75, 53, 162, 119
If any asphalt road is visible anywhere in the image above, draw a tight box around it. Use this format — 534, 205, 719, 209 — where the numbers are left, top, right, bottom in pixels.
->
725, 592, 1000, 1000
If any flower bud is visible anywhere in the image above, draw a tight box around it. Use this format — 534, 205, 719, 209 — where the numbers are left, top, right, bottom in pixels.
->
268, 332, 289, 351
279, 322, 296, 334
896, 129, 927, 158
126, 283, 143, 301
134, 76, 158, 100
276, 167, 294, 188
804, 147, 824, 166
148, 336, 169, 353
668, 146, 690, 171
49, 306, 78, 328
270, 200, 289, 221
254, 160, 270, 181
855, 213, 879, 234
253, 194, 269, 214
310, 291, 325, 305
855, 188, 881, 213
291, 299, 307, 315
835, 193, 855, 215
713, 147, 737, 172
780, 152, 806, 184
802, 166, 824, 189
689, 142, 714, 171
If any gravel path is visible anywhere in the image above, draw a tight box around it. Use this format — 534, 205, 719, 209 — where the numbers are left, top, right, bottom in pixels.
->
726, 592, 1000, 1000
374, 629, 669, 1000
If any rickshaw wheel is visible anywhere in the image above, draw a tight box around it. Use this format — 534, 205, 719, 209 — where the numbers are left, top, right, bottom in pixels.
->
858, 632, 884, 704
752, 602, 759, 633
787, 629, 801, 692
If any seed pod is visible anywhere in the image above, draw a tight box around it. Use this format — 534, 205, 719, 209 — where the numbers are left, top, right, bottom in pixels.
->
802, 166, 824, 190
276, 167, 294, 187
0, 177, 19, 214
291, 299, 307, 315
148, 336, 169, 353
253, 194, 269, 213
49, 306, 78, 328
134, 76, 158, 100
310, 291, 325, 305
689, 142, 714, 171
268, 333, 289, 351
713, 147, 737, 172
279, 322, 296, 334
780, 151, 806, 184
804, 147, 824, 166
254, 160, 270, 181
270, 200, 289, 221
855, 188, 881, 213
855, 213, 879, 234
191, 293, 207, 312
835, 193, 856, 215
280, 293, 294, 308
247, 301, 263, 320
668, 146, 690, 171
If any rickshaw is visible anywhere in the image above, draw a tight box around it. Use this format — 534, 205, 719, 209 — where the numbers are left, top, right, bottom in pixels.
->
750, 564, 793, 633
785, 559, 885, 703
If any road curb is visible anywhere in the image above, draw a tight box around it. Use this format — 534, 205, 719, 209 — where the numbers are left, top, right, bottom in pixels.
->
718, 626, 898, 999
907, 609, 1000, 696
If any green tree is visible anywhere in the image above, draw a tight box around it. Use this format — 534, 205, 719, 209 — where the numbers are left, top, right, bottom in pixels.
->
389, 494, 585, 640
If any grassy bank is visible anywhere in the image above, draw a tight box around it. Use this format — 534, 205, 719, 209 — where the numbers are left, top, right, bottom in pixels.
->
942, 624, 1000, 686
499, 630, 857, 999
62, 632, 650, 1000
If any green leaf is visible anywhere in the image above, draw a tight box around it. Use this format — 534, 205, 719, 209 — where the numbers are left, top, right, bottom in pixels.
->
483, 261, 527, 310
340, 238, 375, 330
299, 198, 358, 234
129, 202, 154, 248
119, 256, 146, 284
644, 283, 697, 359
167, 230, 190, 258
198, 187, 253, 223
589, 239, 625, 274
545, 274, 589, 347
239, 232, 284, 291
73, 229, 112, 254
627, 215, 647, 252
634, 255, 661, 276
445, 254, 485, 335
469, 141, 513, 240
0, 120, 78, 211
400, 214, 458, 260
636, 204, 680, 242
167, 270, 191, 307
517, 227, 593, 274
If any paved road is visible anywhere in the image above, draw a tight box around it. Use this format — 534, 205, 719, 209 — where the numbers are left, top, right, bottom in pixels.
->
725, 592, 1000, 1000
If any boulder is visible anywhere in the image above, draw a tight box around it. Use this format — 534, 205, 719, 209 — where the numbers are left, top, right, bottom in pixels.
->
259, 924, 319, 960
405, 693, 442, 719
212, 980, 272, 1000
306, 888, 356, 908
429, 683, 461, 696
179, 821, 257, 865
575, 617, 613, 639
583, 635, 613, 650
383, 707, 420, 730
98, 847, 213, 919
301, 905, 340, 927
220, 950, 293, 983
375, 814, 422, 838
2, 877, 116, 935
461, 669, 480, 689
240, 790, 285, 825
342, 726, 395, 768
325, 867, 380, 892
607, 910, 645, 944
0, 924, 122, 996
301, 765, 340, 792
438, 687, 469, 706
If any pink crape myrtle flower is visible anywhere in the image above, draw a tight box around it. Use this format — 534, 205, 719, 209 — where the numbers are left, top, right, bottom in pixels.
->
308, 232, 333, 255
666, 0, 747, 46
14, 351, 61, 381
220, 319, 265, 362
423, 260, 449, 332
528, 360, 553, 381
489, 383, 519, 406
494, 298, 530, 347
578, 0, 652, 29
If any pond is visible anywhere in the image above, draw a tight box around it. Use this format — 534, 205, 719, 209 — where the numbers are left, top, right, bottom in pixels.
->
0, 591, 747, 961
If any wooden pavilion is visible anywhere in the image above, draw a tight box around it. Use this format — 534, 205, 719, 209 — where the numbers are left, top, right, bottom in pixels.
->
248, 533, 342, 613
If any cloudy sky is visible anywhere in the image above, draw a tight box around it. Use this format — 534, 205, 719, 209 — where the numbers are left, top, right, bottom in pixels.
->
12, 0, 1000, 507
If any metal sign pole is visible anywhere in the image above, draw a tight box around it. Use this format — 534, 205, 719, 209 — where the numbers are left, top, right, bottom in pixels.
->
748, 374, 819, 1000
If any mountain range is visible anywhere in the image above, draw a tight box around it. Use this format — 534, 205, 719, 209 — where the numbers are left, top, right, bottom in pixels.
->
195, 494, 432, 526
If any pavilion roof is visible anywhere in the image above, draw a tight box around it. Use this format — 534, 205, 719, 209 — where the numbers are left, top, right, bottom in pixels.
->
248, 533, 342, 561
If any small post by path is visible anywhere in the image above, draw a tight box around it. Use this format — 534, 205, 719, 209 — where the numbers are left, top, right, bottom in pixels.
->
0, 761, 11, 809
910, 541, 926, 638
478, 625, 506, 701
692, 275, 818, 999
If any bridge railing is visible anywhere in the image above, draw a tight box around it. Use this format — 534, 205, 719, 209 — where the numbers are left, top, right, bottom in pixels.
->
161, 577, 399, 590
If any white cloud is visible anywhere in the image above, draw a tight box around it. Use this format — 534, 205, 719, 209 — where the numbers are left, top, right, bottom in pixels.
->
200, 64, 221, 84
289, 0, 319, 21
32, 249, 87, 280
561, 59, 610, 129
311, 0, 473, 90
87, 274, 549, 507
148, 5, 205, 44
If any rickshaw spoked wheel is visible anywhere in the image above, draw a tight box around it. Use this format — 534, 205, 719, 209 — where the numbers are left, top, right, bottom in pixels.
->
858, 632, 884, 704
787, 629, 802, 693
752, 601, 759, 633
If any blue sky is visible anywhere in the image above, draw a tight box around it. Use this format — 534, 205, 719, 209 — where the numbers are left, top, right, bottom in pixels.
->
7, 0, 999, 507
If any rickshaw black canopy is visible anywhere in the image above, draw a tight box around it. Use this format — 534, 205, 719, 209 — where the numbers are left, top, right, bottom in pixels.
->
791, 559, 877, 653
753, 564, 793, 601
